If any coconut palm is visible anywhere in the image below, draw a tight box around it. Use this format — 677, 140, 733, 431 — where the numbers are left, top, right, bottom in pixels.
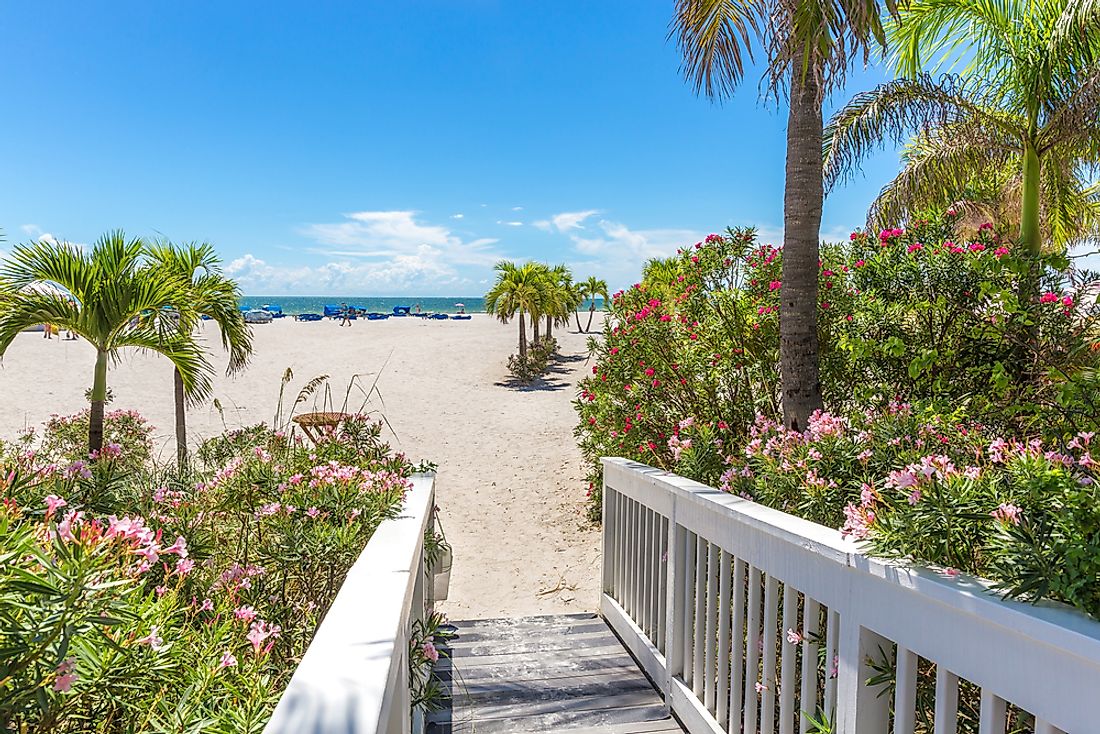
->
577, 276, 609, 333
542, 264, 577, 340
823, 0, 1100, 258
0, 231, 214, 454
146, 241, 253, 470
672, 0, 891, 431
485, 261, 544, 358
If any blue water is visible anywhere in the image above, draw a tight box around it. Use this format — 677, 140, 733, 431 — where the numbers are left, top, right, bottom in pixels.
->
238, 296, 605, 315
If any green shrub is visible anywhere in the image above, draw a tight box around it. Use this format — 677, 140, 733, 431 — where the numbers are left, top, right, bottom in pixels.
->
37, 409, 153, 472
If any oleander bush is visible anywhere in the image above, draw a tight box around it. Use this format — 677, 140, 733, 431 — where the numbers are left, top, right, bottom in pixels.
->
0, 411, 414, 732
575, 213, 1100, 618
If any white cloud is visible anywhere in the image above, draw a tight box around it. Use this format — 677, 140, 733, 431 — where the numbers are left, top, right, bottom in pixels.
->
496, 220, 524, 227
511, 206, 524, 211
301, 210, 503, 267
550, 210, 600, 232
556, 218, 704, 289
451, 213, 464, 219
533, 220, 553, 232
18, 224, 85, 250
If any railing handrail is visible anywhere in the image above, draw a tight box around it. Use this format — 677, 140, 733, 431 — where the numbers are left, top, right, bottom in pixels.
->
601, 457, 1100, 734
602, 457, 1100, 658
265, 472, 436, 734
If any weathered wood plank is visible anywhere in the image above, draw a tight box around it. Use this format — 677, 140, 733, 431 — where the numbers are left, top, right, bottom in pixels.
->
431, 615, 685, 733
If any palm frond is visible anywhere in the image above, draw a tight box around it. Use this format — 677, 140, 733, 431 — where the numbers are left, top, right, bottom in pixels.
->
823, 73, 1023, 190
671, 0, 764, 100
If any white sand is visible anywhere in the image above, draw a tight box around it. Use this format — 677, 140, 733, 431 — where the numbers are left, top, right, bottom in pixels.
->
0, 314, 603, 619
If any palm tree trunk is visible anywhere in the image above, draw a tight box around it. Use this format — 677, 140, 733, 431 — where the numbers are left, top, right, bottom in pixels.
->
546, 315, 552, 339
174, 367, 188, 471
585, 305, 596, 333
574, 309, 583, 332
518, 312, 527, 358
533, 317, 540, 344
89, 348, 108, 454
779, 68, 825, 432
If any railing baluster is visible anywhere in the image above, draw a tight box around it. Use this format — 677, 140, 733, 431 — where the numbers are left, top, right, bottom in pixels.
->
779, 583, 797, 734
631, 498, 641, 618
641, 503, 652, 639
761, 575, 779, 734
743, 566, 762, 734
799, 597, 820, 734
657, 515, 668, 655
683, 531, 697, 687
615, 489, 625, 605
693, 537, 707, 699
729, 558, 746, 734
704, 542, 720, 713
717, 550, 732, 729
977, 690, 1006, 734
894, 646, 918, 734
824, 608, 838, 718
934, 667, 959, 734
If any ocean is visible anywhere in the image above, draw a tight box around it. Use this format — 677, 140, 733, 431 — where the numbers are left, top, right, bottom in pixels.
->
237, 296, 604, 315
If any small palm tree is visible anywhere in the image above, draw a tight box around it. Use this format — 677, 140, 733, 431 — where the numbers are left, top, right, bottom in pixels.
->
673, 0, 891, 431
485, 261, 543, 358
823, 0, 1100, 257
146, 241, 253, 470
543, 264, 576, 340
577, 276, 609, 333
0, 231, 214, 454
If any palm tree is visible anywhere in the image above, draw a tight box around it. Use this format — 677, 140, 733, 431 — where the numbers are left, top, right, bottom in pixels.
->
0, 232, 214, 454
577, 276, 609, 333
485, 261, 544, 358
823, 0, 1100, 260
543, 264, 577, 340
672, 0, 891, 431
146, 241, 253, 470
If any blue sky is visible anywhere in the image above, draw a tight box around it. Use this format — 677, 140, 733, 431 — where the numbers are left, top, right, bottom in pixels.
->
0, 2, 901, 296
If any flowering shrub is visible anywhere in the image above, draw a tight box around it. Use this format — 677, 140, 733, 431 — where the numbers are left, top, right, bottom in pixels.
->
0, 412, 415, 732
575, 214, 1100, 619
714, 406, 1100, 617
34, 409, 154, 472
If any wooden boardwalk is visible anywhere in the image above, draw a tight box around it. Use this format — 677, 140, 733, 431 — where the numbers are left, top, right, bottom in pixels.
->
428, 613, 686, 734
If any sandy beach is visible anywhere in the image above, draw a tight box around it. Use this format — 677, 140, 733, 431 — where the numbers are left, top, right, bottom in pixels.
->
0, 314, 602, 619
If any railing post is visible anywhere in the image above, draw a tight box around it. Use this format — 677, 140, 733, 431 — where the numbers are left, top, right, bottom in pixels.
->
601, 479, 614, 597
664, 496, 684, 702
835, 616, 891, 734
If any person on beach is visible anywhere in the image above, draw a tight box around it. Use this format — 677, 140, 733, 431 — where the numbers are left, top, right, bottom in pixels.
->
415, 303, 421, 315
43, 323, 55, 339
340, 303, 351, 327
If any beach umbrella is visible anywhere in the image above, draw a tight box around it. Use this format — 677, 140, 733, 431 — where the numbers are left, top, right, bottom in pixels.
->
454, 303, 465, 307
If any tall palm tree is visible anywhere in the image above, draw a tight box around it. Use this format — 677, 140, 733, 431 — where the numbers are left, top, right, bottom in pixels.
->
146, 241, 253, 470
823, 1, 1100, 260
485, 261, 543, 358
672, 0, 891, 431
543, 264, 576, 340
577, 276, 609, 333
0, 232, 214, 454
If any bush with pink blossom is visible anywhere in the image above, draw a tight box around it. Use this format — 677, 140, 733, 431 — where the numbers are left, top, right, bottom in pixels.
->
0, 412, 416, 732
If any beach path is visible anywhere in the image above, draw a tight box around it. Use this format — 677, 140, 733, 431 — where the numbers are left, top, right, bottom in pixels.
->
0, 314, 601, 618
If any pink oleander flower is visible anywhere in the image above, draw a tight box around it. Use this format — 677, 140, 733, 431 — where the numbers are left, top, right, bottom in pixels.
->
1040, 292, 1060, 304
234, 605, 258, 623
219, 651, 238, 669
907, 488, 922, 505
137, 626, 166, 651
175, 558, 195, 576
943, 567, 960, 578
247, 620, 282, 655
162, 535, 188, 558
306, 506, 320, 518
105, 515, 154, 544
991, 502, 1022, 526
53, 658, 77, 692
768, 280, 781, 291
755, 681, 767, 694
57, 510, 85, 543
199, 598, 214, 612
44, 494, 67, 520
786, 629, 803, 645
64, 460, 92, 480
422, 640, 440, 663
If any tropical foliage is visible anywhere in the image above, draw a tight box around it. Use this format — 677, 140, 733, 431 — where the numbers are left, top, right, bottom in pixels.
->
672, 0, 892, 431
0, 232, 215, 454
824, 0, 1100, 254
146, 241, 253, 470
574, 215, 1100, 618
0, 409, 416, 732
485, 261, 603, 381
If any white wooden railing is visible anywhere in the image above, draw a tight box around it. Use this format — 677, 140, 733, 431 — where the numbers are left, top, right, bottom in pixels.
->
265, 473, 437, 734
601, 458, 1100, 734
